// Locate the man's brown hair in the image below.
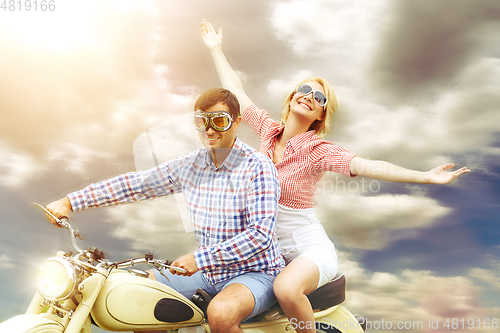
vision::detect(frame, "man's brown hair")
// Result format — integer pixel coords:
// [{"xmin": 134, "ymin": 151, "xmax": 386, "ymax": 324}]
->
[{"xmin": 194, "ymin": 88, "xmax": 240, "ymax": 120}]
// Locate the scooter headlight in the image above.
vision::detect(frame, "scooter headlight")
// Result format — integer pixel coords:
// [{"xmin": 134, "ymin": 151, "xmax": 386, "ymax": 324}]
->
[{"xmin": 35, "ymin": 257, "xmax": 80, "ymax": 301}]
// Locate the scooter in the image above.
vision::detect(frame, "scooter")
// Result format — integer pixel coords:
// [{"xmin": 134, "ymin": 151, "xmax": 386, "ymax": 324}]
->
[{"xmin": 0, "ymin": 203, "xmax": 366, "ymax": 333}]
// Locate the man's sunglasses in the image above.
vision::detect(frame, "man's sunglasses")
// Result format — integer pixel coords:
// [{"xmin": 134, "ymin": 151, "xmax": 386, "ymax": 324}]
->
[
  {"xmin": 295, "ymin": 84, "xmax": 328, "ymax": 107},
  {"xmin": 194, "ymin": 111, "xmax": 234, "ymax": 132}
]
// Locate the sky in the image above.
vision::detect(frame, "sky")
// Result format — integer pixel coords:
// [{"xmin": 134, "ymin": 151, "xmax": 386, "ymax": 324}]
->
[{"xmin": 0, "ymin": 0, "xmax": 499, "ymax": 332}]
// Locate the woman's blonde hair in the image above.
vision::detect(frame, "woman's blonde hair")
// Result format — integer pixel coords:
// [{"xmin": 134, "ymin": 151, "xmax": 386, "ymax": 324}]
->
[{"xmin": 280, "ymin": 77, "xmax": 338, "ymax": 137}]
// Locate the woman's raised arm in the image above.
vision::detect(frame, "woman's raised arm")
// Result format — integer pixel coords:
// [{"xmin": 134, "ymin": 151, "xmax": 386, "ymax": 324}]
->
[{"xmin": 201, "ymin": 20, "xmax": 253, "ymax": 112}]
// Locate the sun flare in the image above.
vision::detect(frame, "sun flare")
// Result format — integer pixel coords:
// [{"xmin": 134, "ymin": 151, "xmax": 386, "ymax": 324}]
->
[
  {"xmin": 1, "ymin": 2, "xmax": 100, "ymax": 52},
  {"xmin": 1, "ymin": 0, "xmax": 154, "ymax": 53}
]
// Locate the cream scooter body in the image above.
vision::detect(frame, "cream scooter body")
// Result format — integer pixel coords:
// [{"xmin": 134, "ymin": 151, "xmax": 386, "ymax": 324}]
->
[
  {"xmin": 91, "ymin": 269, "xmax": 204, "ymax": 331},
  {"xmin": 0, "ymin": 205, "xmax": 365, "ymax": 333},
  {"xmin": 1, "ymin": 254, "xmax": 205, "ymax": 333}
]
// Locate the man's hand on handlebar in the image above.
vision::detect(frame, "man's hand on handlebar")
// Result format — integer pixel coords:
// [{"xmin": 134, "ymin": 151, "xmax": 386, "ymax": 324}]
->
[
  {"xmin": 170, "ymin": 253, "xmax": 199, "ymax": 277},
  {"xmin": 45, "ymin": 197, "xmax": 72, "ymax": 227}
]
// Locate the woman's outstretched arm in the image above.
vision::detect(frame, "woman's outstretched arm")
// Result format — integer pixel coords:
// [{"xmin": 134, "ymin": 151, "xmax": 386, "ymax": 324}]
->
[
  {"xmin": 350, "ymin": 156, "xmax": 470, "ymax": 184},
  {"xmin": 201, "ymin": 20, "xmax": 253, "ymax": 112}
]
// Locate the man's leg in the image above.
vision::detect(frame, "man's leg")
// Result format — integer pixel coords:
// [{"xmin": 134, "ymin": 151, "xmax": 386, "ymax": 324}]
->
[
  {"xmin": 138, "ymin": 270, "xmax": 275, "ymax": 333},
  {"xmin": 207, "ymin": 271, "xmax": 276, "ymax": 333},
  {"xmin": 206, "ymin": 283, "xmax": 254, "ymax": 333}
]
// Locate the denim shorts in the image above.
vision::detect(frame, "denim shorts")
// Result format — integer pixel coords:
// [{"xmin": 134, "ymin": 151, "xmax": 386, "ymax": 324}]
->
[{"xmin": 154, "ymin": 270, "xmax": 276, "ymax": 320}]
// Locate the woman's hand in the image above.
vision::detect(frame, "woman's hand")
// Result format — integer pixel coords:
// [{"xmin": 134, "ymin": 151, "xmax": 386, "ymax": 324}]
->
[
  {"xmin": 424, "ymin": 163, "xmax": 470, "ymax": 184},
  {"xmin": 199, "ymin": 19, "xmax": 254, "ymax": 110},
  {"xmin": 201, "ymin": 19, "xmax": 223, "ymax": 51}
]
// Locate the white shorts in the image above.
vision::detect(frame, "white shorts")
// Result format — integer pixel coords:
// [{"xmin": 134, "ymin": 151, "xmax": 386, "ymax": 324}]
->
[{"xmin": 276, "ymin": 204, "xmax": 338, "ymax": 289}]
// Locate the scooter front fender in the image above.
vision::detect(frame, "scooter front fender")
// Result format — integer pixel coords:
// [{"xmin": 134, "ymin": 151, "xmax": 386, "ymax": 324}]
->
[{"xmin": 0, "ymin": 314, "xmax": 64, "ymax": 333}]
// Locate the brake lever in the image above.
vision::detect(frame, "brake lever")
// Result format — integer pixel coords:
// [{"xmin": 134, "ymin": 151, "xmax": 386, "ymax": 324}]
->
[
  {"xmin": 149, "ymin": 258, "xmax": 187, "ymax": 274},
  {"xmin": 155, "ymin": 266, "xmax": 171, "ymax": 282},
  {"xmin": 74, "ymin": 229, "xmax": 84, "ymax": 240}
]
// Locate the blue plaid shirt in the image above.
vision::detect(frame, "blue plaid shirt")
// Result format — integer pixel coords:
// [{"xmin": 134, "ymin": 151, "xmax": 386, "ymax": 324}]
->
[{"xmin": 68, "ymin": 138, "xmax": 284, "ymax": 284}]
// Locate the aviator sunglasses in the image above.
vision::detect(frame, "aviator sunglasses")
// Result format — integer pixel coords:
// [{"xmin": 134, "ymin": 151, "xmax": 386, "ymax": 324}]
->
[
  {"xmin": 295, "ymin": 84, "xmax": 328, "ymax": 107},
  {"xmin": 194, "ymin": 111, "xmax": 234, "ymax": 132}
]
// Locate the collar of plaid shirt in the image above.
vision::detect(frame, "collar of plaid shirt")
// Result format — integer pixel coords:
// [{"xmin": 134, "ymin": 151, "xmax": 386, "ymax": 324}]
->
[{"xmin": 196, "ymin": 136, "xmax": 245, "ymax": 171}]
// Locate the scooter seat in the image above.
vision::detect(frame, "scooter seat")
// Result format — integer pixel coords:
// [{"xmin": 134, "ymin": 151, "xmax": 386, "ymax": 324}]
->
[{"xmin": 306, "ymin": 273, "xmax": 346, "ymax": 310}]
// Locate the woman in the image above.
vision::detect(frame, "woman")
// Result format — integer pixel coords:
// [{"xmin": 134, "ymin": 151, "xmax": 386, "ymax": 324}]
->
[{"xmin": 200, "ymin": 20, "xmax": 469, "ymax": 333}]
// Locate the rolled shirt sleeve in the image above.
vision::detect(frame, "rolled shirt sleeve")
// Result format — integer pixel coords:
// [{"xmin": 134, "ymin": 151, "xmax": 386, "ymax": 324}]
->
[{"xmin": 68, "ymin": 161, "xmax": 183, "ymax": 212}]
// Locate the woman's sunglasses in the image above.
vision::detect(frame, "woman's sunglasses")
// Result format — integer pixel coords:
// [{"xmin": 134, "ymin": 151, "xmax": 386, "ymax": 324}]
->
[
  {"xmin": 194, "ymin": 111, "xmax": 234, "ymax": 132},
  {"xmin": 295, "ymin": 84, "xmax": 328, "ymax": 107}
]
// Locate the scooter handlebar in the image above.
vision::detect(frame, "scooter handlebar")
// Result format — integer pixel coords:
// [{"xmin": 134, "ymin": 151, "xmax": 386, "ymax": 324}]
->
[
  {"xmin": 115, "ymin": 256, "xmax": 187, "ymax": 274},
  {"xmin": 33, "ymin": 202, "xmax": 187, "ymax": 274}
]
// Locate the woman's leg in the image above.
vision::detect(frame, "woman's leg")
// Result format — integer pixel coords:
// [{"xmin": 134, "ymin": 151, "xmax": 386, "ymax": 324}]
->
[{"xmin": 273, "ymin": 257, "xmax": 319, "ymax": 333}]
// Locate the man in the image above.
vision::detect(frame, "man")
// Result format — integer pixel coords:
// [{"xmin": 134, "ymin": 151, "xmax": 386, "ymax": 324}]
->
[{"xmin": 45, "ymin": 88, "xmax": 284, "ymax": 333}]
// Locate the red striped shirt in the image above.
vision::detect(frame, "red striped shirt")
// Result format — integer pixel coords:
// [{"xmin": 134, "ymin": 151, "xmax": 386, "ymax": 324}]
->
[{"xmin": 243, "ymin": 104, "xmax": 356, "ymax": 209}]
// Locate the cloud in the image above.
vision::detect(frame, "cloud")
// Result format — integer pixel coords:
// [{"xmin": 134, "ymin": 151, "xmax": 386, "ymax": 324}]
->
[
  {"xmin": 0, "ymin": 0, "xmax": 167, "ymax": 163},
  {"xmin": 368, "ymin": 0, "xmax": 500, "ymax": 104},
  {"xmin": 271, "ymin": 0, "xmax": 388, "ymax": 58},
  {"xmin": 339, "ymin": 251, "xmax": 494, "ymax": 333},
  {"xmin": 0, "ymin": 141, "xmax": 39, "ymax": 188},
  {"xmin": 0, "ymin": 66, "xmax": 196, "ymax": 188},
  {"xmin": 316, "ymin": 191, "xmax": 451, "ymax": 250},
  {"xmin": 133, "ymin": 112, "xmax": 203, "ymax": 171},
  {"xmin": 321, "ymin": 57, "xmax": 500, "ymax": 174},
  {"xmin": 468, "ymin": 257, "xmax": 500, "ymax": 292},
  {"xmin": 270, "ymin": 0, "xmax": 500, "ymax": 177},
  {"xmin": 430, "ymin": 58, "xmax": 500, "ymax": 151},
  {"xmin": 0, "ymin": 1, "xmax": 204, "ymax": 189},
  {"xmin": 152, "ymin": 0, "xmax": 283, "ymax": 97},
  {"xmin": 103, "ymin": 199, "xmax": 199, "ymax": 259},
  {"xmin": 0, "ymin": 254, "xmax": 14, "ymax": 270}
]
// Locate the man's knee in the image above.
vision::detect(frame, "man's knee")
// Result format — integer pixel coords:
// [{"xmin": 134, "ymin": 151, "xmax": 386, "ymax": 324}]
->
[
  {"xmin": 207, "ymin": 303, "xmax": 233, "ymax": 333},
  {"xmin": 207, "ymin": 304, "xmax": 242, "ymax": 333},
  {"xmin": 206, "ymin": 283, "xmax": 254, "ymax": 331}
]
